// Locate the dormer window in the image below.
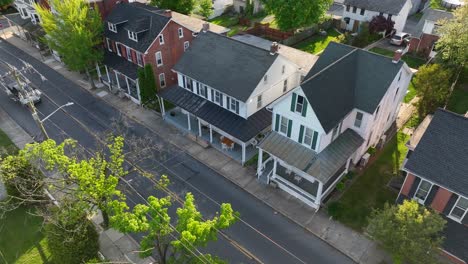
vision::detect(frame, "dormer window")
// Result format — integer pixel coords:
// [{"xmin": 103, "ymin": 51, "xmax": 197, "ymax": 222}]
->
[
  {"xmin": 128, "ymin": 31, "xmax": 138, "ymax": 42},
  {"xmin": 108, "ymin": 22, "xmax": 117, "ymax": 33}
]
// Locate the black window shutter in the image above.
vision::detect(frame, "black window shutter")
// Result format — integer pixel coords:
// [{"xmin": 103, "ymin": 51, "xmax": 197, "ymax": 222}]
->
[
  {"xmin": 298, "ymin": 125, "xmax": 304, "ymax": 143},
  {"xmin": 235, "ymin": 101, "xmax": 239, "ymax": 114},
  {"xmin": 443, "ymin": 193, "xmax": 459, "ymax": 216},
  {"xmin": 290, "ymin": 93, "xmax": 297, "ymax": 112},
  {"xmin": 311, "ymin": 131, "xmax": 319, "ymax": 150},
  {"xmin": 424, "ymin": 185, "xmax": 439, "ymax": 206},
  {"xmin": 196, "ymin": 82, "xmax": 200, "ymax": 94},
  {"xmin": 302, "ymin": 99, "xmax": 308, "ymax": 117},
  {"xmin": 275, "ymin": 114, "xmax": 280, "ymax": 131},
  {"xmin": 408, "ymin": 176, "xmax": 421, "ymax": 198},
  {"xmin": 211, "ymin": 89, "xmax": 214, "ymax": 102},
  {"xmin": 226, "ymin": 97, "xmax": 230, "ymax": 109},
  {"xmin": 220, "ymin": 94, "xmax": 223, "ymax": 107},
  {"xmin": 287, "ymin": 119, "xmax": 292, "ymax": 138}
]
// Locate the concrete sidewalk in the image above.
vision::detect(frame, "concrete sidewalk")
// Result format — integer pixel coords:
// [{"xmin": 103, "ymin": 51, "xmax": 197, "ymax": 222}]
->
[
  {"xmin": 3, "ymin": 32, "xmax": 392, "ymax": 263},
  {"xmin": 0, "ymin": 107, "xmax": 152, "ymax": 264}
]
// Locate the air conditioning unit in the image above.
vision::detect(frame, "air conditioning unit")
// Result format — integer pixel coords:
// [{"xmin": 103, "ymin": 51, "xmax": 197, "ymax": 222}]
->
[{"xmin": 360, "ymin": 153, "xmax": 371, "ymax": 167}]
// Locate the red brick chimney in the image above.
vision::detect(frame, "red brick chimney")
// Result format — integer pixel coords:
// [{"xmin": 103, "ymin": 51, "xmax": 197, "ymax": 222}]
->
[
  {"xmin": 163, "ymin": 9, "xmax": 172, "ymax": 18},
  {"xmin": 392, "ymin": 49, "xmax": 403, "ymax": 63},
  {"xmin": 202, "ymin": 22, "xmax": 209, "ymax": 33},
  {"xmin": 270, "ymin": 42, "xmax": 279, "ymax": 55}
]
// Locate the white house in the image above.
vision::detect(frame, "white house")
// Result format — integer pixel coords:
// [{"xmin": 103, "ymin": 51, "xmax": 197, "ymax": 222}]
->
[
  {"xmin": 257, "ymin": 42, "xmax": 413, "ymax": 209},
  {"xmin": 159, "ymin": 31, "xmax": 307, "ymax": 164},
  {"xmin": 341, "ymin": 0, "xmax": 412, "ymax": 32}
]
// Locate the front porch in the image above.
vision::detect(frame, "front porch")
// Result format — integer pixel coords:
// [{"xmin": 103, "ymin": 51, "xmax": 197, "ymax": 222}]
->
[{"xmin": 163, "ymin": 107, "xmax": 257, "ymax": 164}]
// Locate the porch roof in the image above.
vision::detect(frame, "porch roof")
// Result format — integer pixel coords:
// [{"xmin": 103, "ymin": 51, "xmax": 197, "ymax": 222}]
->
[
  {"xmin": 103, "ymin": 51, "xmax": 139, "ymax": 80},
  {"xmin": 259, "ymin": 129, "xmax": 364, "ymax": 183},
  {"xmin": 159, "ymin": 85, "xmax": 271, "ymax": 142}
]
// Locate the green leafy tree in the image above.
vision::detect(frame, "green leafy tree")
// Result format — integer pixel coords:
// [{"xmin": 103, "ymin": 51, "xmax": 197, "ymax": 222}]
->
[
  {"xmin": 35, "ymin": 0, "xmax": 103, "ymax": 88},
  {"xmin": 45, "ymin": 201, "xmax": 99, "ymax": 264},
  {"xmin": 413, "ymin": 64, "xmax": 453, "ymax": 119},
  {"xmin": 111, "ymin": 176, "xmax": 239, "ymax": 264},
  {"xmin": 198, "ymin": 0, "xmax": 213, "ymax": 19},
  {"xmin": 245, "ymin": 0, "xmax": 254, "ymax": 17},
  {"xmin": 367, "ymin": 200, "xmax": 446, "ymax": 264},
  {"xmin": 436, "ymin": 4, "xmax": 468, "ymax": 68},
  {"xmin": 0, "ymin": 0, "xmax": 14, "ymax": 9},
  {"xmin": 151, "ymin": 0, "xmax": 196, "ymax": 15},
  {"xmin": 138, "ymin": 64, "xmax": 158, "ymax": 106},
  {"xmin": 261, "ymin": 0, "xmax": 332, "ymax": 31}
]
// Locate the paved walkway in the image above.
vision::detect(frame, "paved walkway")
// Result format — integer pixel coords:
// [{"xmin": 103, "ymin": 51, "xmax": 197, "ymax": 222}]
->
[
  {"xmin": 0, "ymin": 105, "xmax": 152, "ymax": 263},
  {"xmin": 2, "ymin": 31, "xmax": 392, "ymax": 263}
]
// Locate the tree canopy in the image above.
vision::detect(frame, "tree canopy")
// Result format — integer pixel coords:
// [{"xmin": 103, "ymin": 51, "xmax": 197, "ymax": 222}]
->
[
  {"xmin": 367, "ymin": 200, "xmax": 446, "ymax": 264},
  {"xmin": 35, "ymin": 0, "xmax": 103, "ymax": 88},
  {"xmin": 151, "ymin": 0, "xmax": 196, "ymax": 15},
  {"xmin": 138, "ymin": 64, "xmax": 158, "ymax": 106},
  {"xmin": 261, "ymin": 0, "xmax": 333, "ymax": 31},
  {"xmin": 369, "ymin": 15, "xmax": 394, "ymax": 34},
  {"xmin": 436, "ymin": 4, "xmax": 468, "ymax": 68},
  {"xmin": 0, "ymin": 0, "xmax": 14, "ymax": 9},
  {"xmin": 198, "ymin": 0, "xmax": 213, "ymax": 19}
]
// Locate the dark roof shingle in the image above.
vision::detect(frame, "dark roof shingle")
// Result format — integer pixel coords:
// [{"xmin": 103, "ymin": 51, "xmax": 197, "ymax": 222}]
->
[
  {"xmin": 405, "ymin": 109, "xmax": 468, "ymax": 197},
  {"xmin": 173, "ymin": 31, "xmax": 278, "ymax": 102},
  {"xmin": 301, "ymin": 42, "xmax": 404, "ymax": 133},
  {"xmin": 343, "ymin": 0, "xmax": 408, "ymax": 15}
]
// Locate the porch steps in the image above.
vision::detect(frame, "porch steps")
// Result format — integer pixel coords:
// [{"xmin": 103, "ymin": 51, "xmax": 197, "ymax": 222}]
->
[{"xmin": 258, "ymin": 160, "xmax": 274, "ymax": 185}]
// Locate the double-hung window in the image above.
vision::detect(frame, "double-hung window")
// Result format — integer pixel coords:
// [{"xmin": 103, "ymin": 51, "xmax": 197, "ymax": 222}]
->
[
  {"xmin": 295, "ymin": 95, "xmax": 305, "ymax": 113},
  {"xmin": 360, "ymin": 8, "xmax": 365, "ymax": 15},
  {"xmin": 352, "ymin": 6, "xmax": 357, "ymax": 13},
  {"xmin": 128, "ymin": 31, "xmax": 138, "ymax": 42},
  {"xmin": 354, "ymin": 112, "xmax": 363, "ymax": 128},
  {"xmin": 159, "ymin": 73, "xmax": 166, "ymax": 88},
  {"xmin": 184, "ymin": 41, "xmax": 190, "ymax": 51},
  {"xmin": 106, "ymin": 38, "xmax": 112, "ymax": 52},
  {"xmin": 302, "ymin": 127, "xmax": 319, "ymax": 150},
  {"xmin": 257, "ymin": 94, "xmax": 262, "ymax": 109},
  {"xmin": 156, "ymin": 51, "xmax": 163, "ymax": 66},
  {"xmin": 185, "ymin": 76, "xmax": 192, "ymax": 90},
  {"xmin": 108, "ymin": 22, "xmax": 117, "ymax": 32},
  {"xmin": 159, "ymin": 35, "xmax": 164, "ymax": 44},
  {"xmin": 178, "ymin": 28, "xmax": 184, "ymax": 38},
  {"xmin": 230, "ymin": 98, "xmax": 238, "ymax": 113},
  {"xmin": 280, "ymin": 116, "xmax": 289, "ymax": 135},
  {"xmin": 199, "ymin": 85, "xmax": 207, "ymax": 98},
  {"xmin": 283, "ymin": 79, "xmax": 288, "ymax": 93},
  {"xmin": 449, "ymin": 196, "xmax": 468, "ymax": 222},
  {"xmin": 126, "ymin": 46, "xmax": 132, "ymax": 61},
  {"xmin": 414, "ymin": 179, "xmax": 432, "ymax": 203},
  {"xmin": 136, "ymin": 52, "xmax": 143, "ymax": 66},
  {"xmin": 214, "ymin": 91, "xmax": 221, "ymax": 104}
]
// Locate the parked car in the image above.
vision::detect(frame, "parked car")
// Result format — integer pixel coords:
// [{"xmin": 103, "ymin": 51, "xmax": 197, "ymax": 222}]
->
[
  {"xmin": 4, "ymin": 82, "xmax": 42, "ymax": 105},
  {"xmin": 390, "ymin": 32, "xmax": 411, "ymax": 46}
]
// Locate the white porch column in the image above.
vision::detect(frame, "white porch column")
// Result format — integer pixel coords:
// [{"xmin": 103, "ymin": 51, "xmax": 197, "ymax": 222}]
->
[
  {"xmin": 187, "ymin": 113, "xmax": 191, "ymax": 131},
  {"xmin": 125, "ymin": 77, "xmax": 131, "ymax": 95},
  {"xmin": 241, "ymin": 142, "xmax": 246, "ymax": 165},
  {"xmin": 257, "ymin": 148, "xmax": 263, "ymax": 176},
  {"xmin": 209, "ymin": 125, "xmax": 213, "ymax": 143},
  {"xmin": 160, "ymin": 98, "xmax": 166, "ymax": 117},
  {"xmin": 105, "ymin": 66, "xmax": 111, "ymax": 84},
  {"xmin": 136, "ymin": 79, "xmax": 142, "ymax": 103},
  {"xmin": 345, "ymin": 158, "xmax": 351, "ymax": 173},
  {"xmin": 96, "ymin": 63, "xmax": 101, "ymax": 79},
  {"xmin": 272, "ymin": 158, "xmax": 277, "ymax": 180},
  {"xmin": 198, "ymin": 119, "xmax": 202, "ymax": 137},
  {"xmin": 315, "ymin": 182, "xmax": 324, "ymax": 206},
  {"xmin": 115, "ymin": 72, "xmax": 121, "ymax": 89}
]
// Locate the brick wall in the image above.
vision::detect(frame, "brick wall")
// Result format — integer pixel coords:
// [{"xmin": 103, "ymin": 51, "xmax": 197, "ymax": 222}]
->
[
  {"xmin": 144, "ymin": 20, "xmax": 194, "ymax": 89},
  {"xmin": 408, "ymin": 34, "xmax": 439, "ymax": 57},
  {"xmin": 401, "ymin": 173, "xmax": 416, "ymax": 196},
  {"xmin": 431, "ymin": 187, "xmax": 453, "ymax": 213}
]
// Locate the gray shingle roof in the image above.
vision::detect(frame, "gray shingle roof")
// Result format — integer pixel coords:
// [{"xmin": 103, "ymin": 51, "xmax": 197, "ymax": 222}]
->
[
  {"xmin": 405, "ymin": 109, "xmax": 468, "ymax": 197},
  {"xmin": 408, "ymin": 9, "xmax": 454, "ymax": 37},
  {"xmin": 173, "ymin": 31, "xmax": 278, "ymax": 102},
  {"xmin": 343, "ymin": 0, "xmax": 408, "ymax": 15},
  {"xmin": 259, "ymin": 129, "xmax": 363, "ymax": 183},
  {"xmin": 301, "ymin": 42, "xmax": 404, "ymax": 133},
  {"xmin": 104, "ymin": 3, "xmax": 170, "ymax": 53},
  {"xmin": 443, "ymin": 217, "xmax": 468, "ymax": 262},
  {"xmin": 103, "ymin": 51, "xmax": 139, "ymax": 79},
  {"xmin": 159, "ymin": 85, "xmax": 271, "ymax": 142}
]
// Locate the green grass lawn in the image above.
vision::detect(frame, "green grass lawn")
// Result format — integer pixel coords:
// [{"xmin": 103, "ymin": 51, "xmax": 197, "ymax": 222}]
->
[
  {"xmin": 209, "ymin": 14, "xmax": 240, "ymax": 28},
  {"xmin": 447, "ymin": 87, "xmax": 468, "ymax": 114},
  {"xmin": 0, "ymin": 206, "xmax": 51, "ymax": 264},
  {"xmin": 294, "ymin": 29, "xmax": 342, "ymax": 54},
  {"xmin": 369, "ymin": 47, "xmax": 427, "ymax": 69},
  {"xmin": 329, "ymin": 132, "xmax": 410, "ymax": 231},
  {"xmin": 0, "ymin": 129, "xmax": 16, "ymax": 157},
  {"xmin": 404, "ymin": 78, "xmax": 417, "ymax": 103}
]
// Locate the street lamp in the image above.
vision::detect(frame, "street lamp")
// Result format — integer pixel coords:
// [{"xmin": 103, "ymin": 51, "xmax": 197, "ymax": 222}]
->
[{"xmin": 31, "ymin": 102, "xmax": 74, "ymax": 139}]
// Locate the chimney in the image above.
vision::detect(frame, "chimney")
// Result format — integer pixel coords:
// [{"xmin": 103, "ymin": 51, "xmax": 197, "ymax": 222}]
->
[
  {"xmin": 163, "ymin": 9, "xmax": 172, "ymax": 18},
  {"xmin": 270, "ymin": 42, "xmax": 279, "ymax": 55},
  {"xmin": 392, "ymin": 49, "xmax": 403, "ymax": 63},
  {"xmin": 202, "ymin": 22, "xmax": 209, "ymax": 33}
]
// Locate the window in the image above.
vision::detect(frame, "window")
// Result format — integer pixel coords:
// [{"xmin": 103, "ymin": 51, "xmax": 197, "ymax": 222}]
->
[
  {"xmin": 302, "ymin": 127, "xmax": 318, "ymax": 150},
  {"xmin": 159, "ymin": 34, "xmax": 164, "ymax": 44},
  {"xmin": 31, "ymin": 13, "xmax": 40, "ymax": 24},
  {"xmin": 449, "ymin": 196, "xmax": 468, "ymax": 222},
  {"xmin": 374, "ymin": 105, "xmax": 380, "ymax": 120},
  {"xmin": 283, "ymin": 79, "xmax": 288, "ymax": 93},
  {"xmin": 360, "ymin": 8, "xmax": 365, "ymax": 15},
  {"xmin": 414, "ymin": 179, "xmax": 432, "ymax": 203},
  {"xmin": 388, "ymin": 14, "xmax": 393, "ymax": 20},
  {"xmin": 184, "ymin": 76, "xmax": 192, "ymax": 90},
  {"xmin": 257, "ymin": 94, "xmax": 262, "ymax": 109},
  {"xmin": 159, "ymin": 73, "xmax": 166, "ymax": 88},
  {"xmin": 108, "ymin": 22, "xmax": 117, "ymax": 32},
  {"xmin": 106, "ymin": 38, "xmax": 112, "ymax": 52},
  {"xmin": 230, "ymin": 98, "xmax": 238, "ymax": 113},
  {"xmin": 394, "ymin": 87, "xmax": 400, "ymax": 101},
  {"xmin": 263, "ymin": 75, "xmax": 268, "ymax": 83},
  {"xmin": 184, "ymin": 41, "xmax": 190, "ymax": 51},
  {"xmin": 199, "ymin": 85, "xmax": 207, "ymax": 98},
  {"xmin": 214, "ymin": 91, "xmax": 221, "ymax": 104},
  {"xmin": 295, "ymin": 95, "xmax": 304, "ymax": 113},
  {"xmin": 156, "ymin": 51, "xmax": 163, "ymax": 66},
  {"xmin": 354, "ymin": 112, "xmax": 363, "ymax": 128},
  {"xmin": 379, "ymin": 12, "xmax": 384, "ymax": 16},
  {"xmin": 398, "ymin": 72, "xmax": 402, "ymax": 81},
  {"xmin": 136, "ymin": 52, "xmax": 143, "ymax": 66},
  {"xmin": 116, "ymin": 43, "xmax": 121, "ymax": 56},
  {"xmin": 128, "ymin": 31, "xmax": 138, "ymax": 42},
  {"xmin": 178, "ymin": 28, "xmax": 184, "ymax": 38},
  {"xmin": 280, "ymin": 116, "xmax": 289, "ymax": 135},
  {"xmin": 352, "ymin": 6, "xmax": 357, "ymax": 13},
  {"xmin": 126, "ymin": 46, "xmax": 132, "ymax": 61},
  {"xmin": 346, "ymin": 5, "xmax": 350, "ymax": 11},
  {"xmin": 332, "ymin": 122, "xmax": 341, "ymax": 140},
  {"xmin": 282, "ymin": 65, "xmax": 285, "ymax": 74}
]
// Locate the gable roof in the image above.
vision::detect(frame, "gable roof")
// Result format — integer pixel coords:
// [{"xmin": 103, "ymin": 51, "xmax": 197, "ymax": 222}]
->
[
  {"xmin": 173, "ymin": 31, "xmax": 278, "ymax": 102},
  {"xmin": 404, "ymin": 109, "xmax": 468, "ymax": 197},
  {"xmin": 171, "ymin": 11, "xmax": 229, "ymax": 34},
  {"xmin": 409, "ymin": 9, "xmax": 454, "ymax": 37},
  {"xmin": 343, "ymin": 0, "xmax": 408, "ymax": 15},
  {"xmin": 104, "ymin": 3, "xmax": 170, "ymax": 53},
  {"xmin": 301, "ymin": 42, "xmax": 404, "ymax": 133}
]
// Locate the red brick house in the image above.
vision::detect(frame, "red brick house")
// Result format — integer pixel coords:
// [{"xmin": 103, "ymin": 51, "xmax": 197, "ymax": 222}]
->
[
  {"xmin": 407, "ymin": 9, "xmax": 453, "ymax": 58},
  {"xmin": 397, "ymin": 109, "xmax": 468, "ymax": 264},
  {"xmin": 98, "ymin": 2, "xmax": 228, "ymax": 104}
]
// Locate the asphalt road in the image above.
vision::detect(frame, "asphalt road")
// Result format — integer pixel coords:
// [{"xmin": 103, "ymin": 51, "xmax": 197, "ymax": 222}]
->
[{"xmin": 0, "ymin": 39, "xmax": 355, "ymax": 264}]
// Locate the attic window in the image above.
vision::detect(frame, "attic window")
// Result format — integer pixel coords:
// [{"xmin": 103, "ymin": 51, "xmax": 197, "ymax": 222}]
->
[
  {"xmin": 128, "ymin": 31, "xmax": 138, "ymax": 42},
  {"xmin": 108, "ymin": 22, "xmax": 117, "ymax": 33}
]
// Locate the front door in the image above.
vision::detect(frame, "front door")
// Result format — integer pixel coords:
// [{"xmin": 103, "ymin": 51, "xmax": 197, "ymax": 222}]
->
[{"xmin": 352, "ymin": 20, "xmax": 360, "ymax": 32}]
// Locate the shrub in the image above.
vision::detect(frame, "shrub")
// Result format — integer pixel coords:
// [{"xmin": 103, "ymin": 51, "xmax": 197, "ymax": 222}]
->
[
  {"xmin": 369, "ymin": 15, "xmax": 394, "ymax": 34},
  {"xmin": 345, "ymin": 171, "xmax": 355, "ymax": 180},
  {"xmin": 352, "ymin": 23, "xmax": 381, "ymax": 48},
  {"xmin": 327, "ymin": 201, "xmax": 344, "ymax": 218},
  {"xmin": 336, "ymin": 181, "xmax": 345, "ymax": 191}
]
